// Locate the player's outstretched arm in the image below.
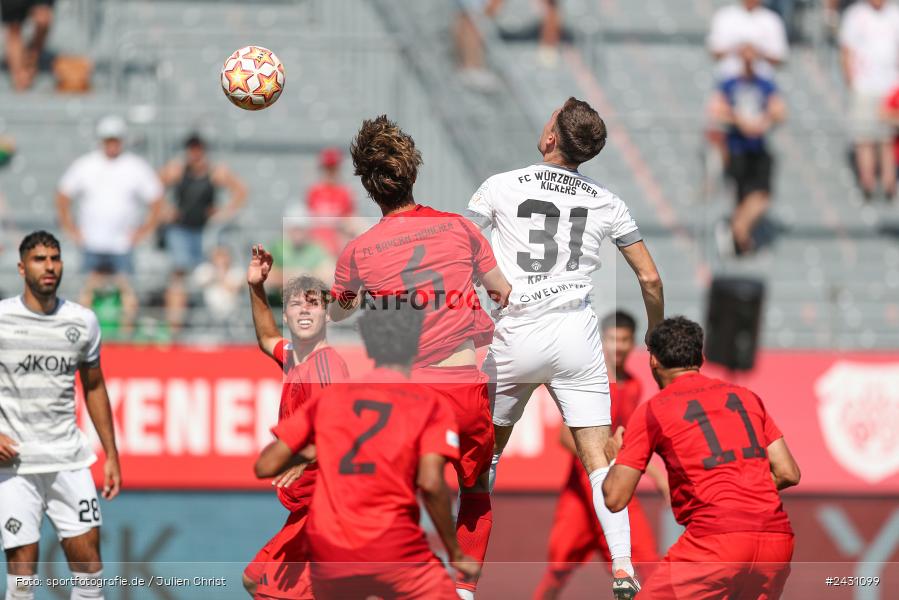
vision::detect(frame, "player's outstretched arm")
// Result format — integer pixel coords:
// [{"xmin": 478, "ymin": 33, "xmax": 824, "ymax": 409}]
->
[
  {"xmin": 618, "ymin": 241, "xmax": 664, "ymax": 339},
  {"xmin": 418, "ymin": 453, "xmax": 481, "ymax": 582},
  {"xmin": 80, "ymin": 365, "xmax": 121, "ymax": 499},
  {"xmin": 247, "ymin": 244, "xmax": 282, "ymax": 358},
  {"xmin": 767, "ymin": 438, "xmax": 801, "ymax": 491}
]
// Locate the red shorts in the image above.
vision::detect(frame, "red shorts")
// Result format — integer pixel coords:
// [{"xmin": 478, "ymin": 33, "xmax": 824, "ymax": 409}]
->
[
  {"xmin": 547, "ymin": 462, "xmax": 659, "ymax": 575},
  {"xmin": 311, "ymin": 561, "xmax": 457, "ymax": 600},
  {"xmin": 244, "ymin": 508, "xmax": 313, "ymax": 600},
  {"xmin": 415, "ymin": 365, "xmax": 494, "ymax": 488},
  {"xmin": 639, "ymin": 530, "xmax": 794, "ymax": 600}
]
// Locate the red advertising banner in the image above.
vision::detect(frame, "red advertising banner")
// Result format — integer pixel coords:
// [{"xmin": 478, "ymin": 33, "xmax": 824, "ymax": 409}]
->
[{"xmin": 80, "ymin": 345, "xmax": 899, "ymax": 493}]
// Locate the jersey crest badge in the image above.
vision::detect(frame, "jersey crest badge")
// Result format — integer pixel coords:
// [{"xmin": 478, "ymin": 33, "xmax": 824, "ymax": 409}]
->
[
  {"xmin": 4, "ymin": 517, "xmax": 21, "ymax": 534},
  {"xmin": 65, "ymin": 327, "xmax": 81, "ymax": 344}
]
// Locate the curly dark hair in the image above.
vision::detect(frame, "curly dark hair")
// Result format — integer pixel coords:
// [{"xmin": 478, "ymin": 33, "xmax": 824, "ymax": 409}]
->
[
  {"xmin": 647, "ymin": 316, "xmax": 704, "ymax": 370},
  {"xmin": 350, "ymin": 115, "xmax": 422, "ymax": 211},
  {"xmin": 282, "ymin": 275, "xmax": 329, "ymax": 306},
  {"xmin": 19, "ymin": 230, "xmax": 60, "ymax": 259},
  {"xmin": 601, "ymin": 310, "xmax": 637, "ymax": 334},
  {"xmin": 555, "ymin": 97, "xmax": 607, "ymax": 166},
  {"xmin": 358, "ymin": 302, "xmax": 424, "ymax": 367}
]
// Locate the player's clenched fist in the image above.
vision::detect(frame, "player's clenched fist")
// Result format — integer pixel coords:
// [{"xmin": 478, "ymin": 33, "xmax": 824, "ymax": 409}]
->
[
  {"xmin": 247, "ymin": 244, "xmax": 274, "ymax": 286},
  {"xmin": 0, "ymin": 433, "xmax": 19, "ymax": 461}
]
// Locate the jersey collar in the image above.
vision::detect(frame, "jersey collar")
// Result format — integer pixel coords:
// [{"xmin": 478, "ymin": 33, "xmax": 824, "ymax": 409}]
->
[{"xmin": 538, "ymin": 162, "xmax": 580, "ymax": 174}]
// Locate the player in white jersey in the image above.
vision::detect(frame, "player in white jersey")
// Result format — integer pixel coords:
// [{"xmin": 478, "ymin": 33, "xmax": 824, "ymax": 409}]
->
[
  {"xmin": 0, "ymin": 231, "xmax": 120, "ymax": 600},
  {"xmin": 465, "ymin": 98, "xmax": 664, "ymax": 599}
]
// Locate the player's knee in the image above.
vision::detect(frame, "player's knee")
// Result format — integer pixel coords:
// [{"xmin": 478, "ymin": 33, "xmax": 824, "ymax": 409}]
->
[
  {"xmin": 6, "ymin": 573, "xmax": 38, "ymax": 599},
  {"xmin": 242, "ymin": 573, "xmax": 257, "ymax": 596}
]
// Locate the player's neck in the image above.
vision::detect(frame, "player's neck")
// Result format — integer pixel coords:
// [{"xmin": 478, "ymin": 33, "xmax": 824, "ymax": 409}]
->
[
  {"xmin": 659, "ymin": 367, "xmax": 700, "ymax": 389},
  {"xmin": 541, "ymin": 152, "xmax": 580, "ymax": 172},
  {"xmin": 22, "ymin": 289, "xmax": 59, "ymax": 315},
  {"xmin": 381, "ymin": 201, "xmax": 416, "ymax": 217},
  {"xmin": 291, "ymin": 336, "xmax": 328, "ymax": 363},
  {"xmin": 375, "ymin": 363, "xmax": 412, "ymax": 377}
]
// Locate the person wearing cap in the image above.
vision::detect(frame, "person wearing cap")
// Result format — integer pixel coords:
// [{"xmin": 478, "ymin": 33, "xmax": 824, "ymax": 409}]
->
[
  {"xmin": 56, "ymin": 116, "xmax": 163, "ymax": 335},
  {"xmin": 158, "ymin": 134, "xmax": 247, "ymax": 333},
  {"xmin": 304, "ymin": 147, "xmax": 357, "ymax": 256}
]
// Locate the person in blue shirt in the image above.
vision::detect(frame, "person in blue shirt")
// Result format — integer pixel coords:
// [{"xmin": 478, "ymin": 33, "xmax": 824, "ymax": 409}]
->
[{"xmin": 711, "ymin": 45, "xmax": 786, "ymax": 255}]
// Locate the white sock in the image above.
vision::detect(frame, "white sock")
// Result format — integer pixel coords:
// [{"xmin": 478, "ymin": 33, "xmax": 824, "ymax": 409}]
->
[
  {"xmin": 487, "ymin": 450, "xmax": 502, "ymax": 494},
  {"xmin": 456, "ymin": 588, "xmax": 475, "ymax": 600},
  {"xmin": 70, "ymin": 571, "xmax": 103, "ymax": 599},
  {"xmin": 588, "ymin": 467, "xmax": 634, "ymax": 576},
  {"xmin": 6, "ymin": 574, "xmax": 37, "ymax": 600}
]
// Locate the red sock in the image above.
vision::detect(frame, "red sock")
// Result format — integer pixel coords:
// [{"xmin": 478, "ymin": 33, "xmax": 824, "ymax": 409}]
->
[{"xmin": 455, "ymin": 492, "xmax": 493, "ymax": 592}]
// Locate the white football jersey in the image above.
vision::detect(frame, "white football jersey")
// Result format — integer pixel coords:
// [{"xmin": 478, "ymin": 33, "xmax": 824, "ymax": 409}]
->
[
  {"xmin": 0, "ymin": 296, "xmax": 100, "ymax": 474},
  {"xmin": 466, "ymin": 163, "xmax": 642, "ymax": 315}
]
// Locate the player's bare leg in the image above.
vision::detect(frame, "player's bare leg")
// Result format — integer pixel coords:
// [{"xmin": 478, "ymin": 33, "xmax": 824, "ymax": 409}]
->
[
  {"xmin": 571, "ymin": 426, "xmax": 638, "ymax": 599},
  {"xmin": 6, "ymin": 543, "xmax": 39, "ymax": 599},
  {"xmin": 60, "ymin": 528, "xmax": 104, "ymax": 599}
]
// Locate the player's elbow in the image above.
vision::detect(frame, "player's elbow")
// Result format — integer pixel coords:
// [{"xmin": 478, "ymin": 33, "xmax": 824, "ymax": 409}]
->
[
  {"xmin": 602, "ymin": 479, "xmax": 628, "ymax": 513},
  {"xmin": 780, "ymin": 462, "xmax": 801, "ymax": 489},
  {"xmin": 638, "ymin": 269, "xmax": 662, "ymax": 292},
  {"xmin": 417, "ymin": 471, "xmax": 446, "ymax": 498},
  {"xmin": 254, "ymin": 451, "xmax": 281, "ymax": 479}
]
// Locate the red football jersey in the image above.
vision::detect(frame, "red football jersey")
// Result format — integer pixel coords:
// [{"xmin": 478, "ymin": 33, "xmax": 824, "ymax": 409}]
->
[
  {"xmin": 616, "ymin": 372, "xmax": 792, "ymax": 537},
  {"xmin": 272, "ymin": 368, "xmax": 460, "ymax": 574},
  {"xmin": 307, "ymin": 182, "xmax": 355, "ymax": 218},
  {"xmin": 331, "ymin": 205, "xmax": 498, "ymax": 367},
  {"xmin": 270, "ymin": 340, "xmax": 349, "ymax": 511},
  {"xmin": 610, "ymin": 370, "xmax": 642, "ymax": 430}
]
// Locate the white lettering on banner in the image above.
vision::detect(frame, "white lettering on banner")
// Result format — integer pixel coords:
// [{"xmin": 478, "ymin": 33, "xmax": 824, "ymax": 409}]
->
[
  {"xmin": 215, "ymin": 379, "xmax": 255, "ymax": 455},
  {"xmin": 166, "ymin": 380, "xmax": 211, "ymax": 455},
  {"xmin": 255, "ymin": 380, "xmax": 281, "ymax": 448},
  {"xmin": 503, "ymin": 388, "xmax": 563, "ymax": 457},
  {"xmin": 124, "ymin": 379, "xmax": 164, "ymax": 454},
  {"xmin": 815, "ymin": 362, "xmax": 899, "ymax": 483}
]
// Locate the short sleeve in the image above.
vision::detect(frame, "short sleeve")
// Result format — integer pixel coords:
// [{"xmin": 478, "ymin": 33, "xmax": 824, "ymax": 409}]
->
[
  {"xmin": 608, "ymin": 196, "xmax": 642, "ymax": 247},
  {"xmin": 271, "ymin": 338, "xmax": 290, "ymax": 369},
  {"xmin": 460, "ymin": 217, "xmax": 498, "ymax": 277},
  {"xmin": 58, "ymin": 160, "xmax": 84, "ymax": 197},
  {"xmin": 761, "ymin": 13, "xmax": 788, "ymax": 62},
  {"xmin": 465, "ymin": 178, "xmax": 494, "ymax": 229},
  {"xmin": 136, "ymin": 159, "xmax": 163, "ymax": 203},
  {"xmin": 615, "ymin": 402, "xmax": 655, "ymax": 473},
  {"xmin": 419, "ymin": 396, "xmax": 460, "ymax": 461},
  {"xmin": 271, "ymin": 407, "xmax": 314, "ymax": 453},
  {"xmin": 330, "ymin": 240, "xmax": 361, "ymax": 302},
  {"xmin": 81, "ymin": 311, "xmax": 102, "ymax": 367},
  {"xmin": 706, "ymin": 9, "xmax": 732, "ymax": 54},
  {"xmin": 839, "ymin": 7, "xmax": 860, "ymax": 49},
  {"xmin": 756, "ymin": 394, "xmax": 783, "ymax": 445}
]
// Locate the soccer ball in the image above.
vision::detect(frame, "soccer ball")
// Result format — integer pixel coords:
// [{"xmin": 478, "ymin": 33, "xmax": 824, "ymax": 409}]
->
[{"xmin": 221, "ymin": 46, "xmax": 285, "ymax": 111}]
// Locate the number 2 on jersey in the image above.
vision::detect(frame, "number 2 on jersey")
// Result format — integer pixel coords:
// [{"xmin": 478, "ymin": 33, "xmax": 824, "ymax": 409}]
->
[
  {"xmin": 339, "ymin": 400, "xmax": 393, "ymax": 475},
  {"xmin": 516, "ymin": 200, "xmax": 588, "ymax": 273},
  {"xmin": 683, "ymin": 393, "xmax": 767, "ymax": 470}
]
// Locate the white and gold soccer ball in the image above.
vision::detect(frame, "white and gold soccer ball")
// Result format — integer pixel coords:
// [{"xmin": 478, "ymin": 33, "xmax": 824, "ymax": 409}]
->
[{"xmin": 221, "ymin": 46, "xmax": 285, "ymax": 111}]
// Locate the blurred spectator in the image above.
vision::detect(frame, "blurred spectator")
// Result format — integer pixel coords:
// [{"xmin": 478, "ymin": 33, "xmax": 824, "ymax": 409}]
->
[
  {"xmin": 537, "ymin": 0, "xmax": 562, "ymax": 67},
  {"xmin": 708, "ymin": 0, "xmax": 789, "ymax": 81},
  {"xmin": 840, "ymin": 0, "xmax": 899, "ymax": 201},
  {"xmin": 158, "ymin": 133, "xmax": 247, "ymax": 332},
  {"xmin": 0, "ymin": 135, "xmax": 15, "ymax": 257},
  {"xmin": 1, "ymin": 0, "xmax": 53, "ymax": 90},
  {"xmin": 881, "ymin": 86, "xmax": 899, "ymax": 184},
  {"xmin": 764, "ymin": 0, "xmax": 797, "ymax": 40},
  {"xmin": 268, "ymin": 216, "xmax": 335, "ymax": 306},
  {"xmin": 56, "ymin": 116, "xmax": 163, "ymax": 334},
  {"xmin": 710, "ymin": 46, "xmax": 786, "ymax": 256},
  {"xmin": 305, "ymin": 147, "xmax": 358, "ymax": 256},
  {"xmin": 193, "ymin": 245, "xmax": 244, "ymax": 324},
  {"xmin": 454, "ymin": 0, "xmax": 503, "ymax": 90}
]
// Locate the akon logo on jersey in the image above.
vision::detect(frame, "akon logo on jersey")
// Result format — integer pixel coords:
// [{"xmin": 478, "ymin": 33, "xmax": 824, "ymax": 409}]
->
[{"xmin": 14, "ymin": 354, "xmax": 78, "ymax": 375}]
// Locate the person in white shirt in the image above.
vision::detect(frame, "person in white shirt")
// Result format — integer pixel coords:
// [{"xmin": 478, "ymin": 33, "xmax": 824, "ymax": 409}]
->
[
  {"xmin": 840, "ymin": 0, "xmax": 899, "ymax": 200},
  {"xmin": 708, "ymin": 0, "xmax": 789, "ymax": 81},
  {"xmin": 56, "ymin": 116, "xmax": 164, "ymax": 334},
  {"xmin": 465, "ymin": 97, "xmax": 664, "ymax": 600},
  {"xmin": 0, "ymin": 231, "xmax": 120, "ymax": 600}
]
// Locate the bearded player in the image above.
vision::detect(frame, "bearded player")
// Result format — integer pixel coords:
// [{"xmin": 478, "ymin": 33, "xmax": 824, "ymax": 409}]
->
[
  {"xmin": 255, "ymin": 303, "xmax": 480, "ymax": 598},
  {"xmin": 604, "ymin": 317, "xmax": 800, "ymax": 599},
  {"xmin": 0, "ymin": 231, "xmax": 121, "ymax": 600},
  {"xmin": 534, "ymin": 311, "xmax": 667, "ymax": 599},
  {"xmin": 328, "ymin": 115, "xmax": 511, "ymax": 598},
  {"xmin": 465, "ymin": 97, "xmax": 664, "ymax": 598},
  {"xmin": 243, "ymin": 245, "xmax": 349, "ymax": 600}
]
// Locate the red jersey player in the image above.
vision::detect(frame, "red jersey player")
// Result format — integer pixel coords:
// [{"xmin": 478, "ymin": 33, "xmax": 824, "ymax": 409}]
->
[
  {"xmin": 604, "ymin": 317, "xmax": 800, "ymax": 600},
  {"xmin": 242, "ymin": 245, "xmax": 349, "ymax": 600},
  {"xmin": 255, "ymin": 303, "xmax": 480, "ymax": 598},
  {"xmin": 534, "ymin": 311, "xmax": 667, "ymax": 599},
  {"xmin": 328, "ymin": 115, "xmax": 511, "ymax": 598}
]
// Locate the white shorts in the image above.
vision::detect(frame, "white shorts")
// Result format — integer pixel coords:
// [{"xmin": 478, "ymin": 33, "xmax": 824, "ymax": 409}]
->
[
  {"xmin": 485, "ymin": 308, "xmax": 611, "ymax": 428},
  {"xmin": 0, "ymin": 468, "xmax": 102, "ymax": 550}
]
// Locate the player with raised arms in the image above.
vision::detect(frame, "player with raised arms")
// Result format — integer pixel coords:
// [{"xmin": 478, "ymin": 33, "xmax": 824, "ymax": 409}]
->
[
  {"xmin": 0, "ymin": 231, "xmax": 121, "ymax": 600},
  {"xmin": 465, "ymin": 97, "xmax": 664, "ymax": 599},
  {"xmin": 255, "ymin": 302, "xmax": 480, "ymax": 598},
  {"xmin": 604, "ymin": 316, "xmax": 799, "ymax": 599},
  {"xmin": 328, "ymin": 115, "xmax": 511, "ymax": 598},
  {"xmin": 242, "ymin": 247, "xmax": 349, "ymax": 600}
]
